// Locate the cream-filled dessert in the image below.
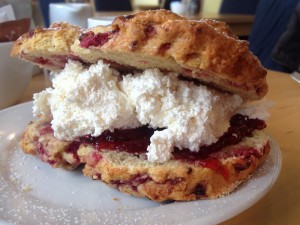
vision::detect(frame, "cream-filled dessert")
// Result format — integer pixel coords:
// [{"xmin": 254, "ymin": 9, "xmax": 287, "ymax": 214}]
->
[{"xmin": 12, "ymin": 10, "xmax": 271, "ymax": 202}]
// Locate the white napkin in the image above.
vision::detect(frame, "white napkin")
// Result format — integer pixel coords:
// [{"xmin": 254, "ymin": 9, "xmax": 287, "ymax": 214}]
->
[{"xmin": 0, "ymin": 4, "xmax": 15, "ymax": 23}]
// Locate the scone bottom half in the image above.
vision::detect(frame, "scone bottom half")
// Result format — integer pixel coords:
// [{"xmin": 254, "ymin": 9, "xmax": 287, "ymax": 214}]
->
[
  {"xmin": 20, "ymin": 114, "xmax": 270, "ymax": 202},
  {"xmin": 11, "ymin": 9, "xmax": 268, "ymax": 101}
]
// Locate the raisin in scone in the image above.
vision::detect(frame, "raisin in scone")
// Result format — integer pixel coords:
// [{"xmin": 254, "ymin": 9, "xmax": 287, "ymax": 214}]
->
[{"xmin": 13, "ymin": 9, "xmax": 271, "ymax": 202}]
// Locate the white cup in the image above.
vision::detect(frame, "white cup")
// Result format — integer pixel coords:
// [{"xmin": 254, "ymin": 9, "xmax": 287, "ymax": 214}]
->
[
  {"xmin": 87, "ymin": 16, "xmax": 116, "ymax": 28},
  {"xmin": 170, "ymin": 1, "xmax": 186, "ymax": 15},
  {"xmin": 0, "ymin": 42, "xmax": 33, "ymax": 109},
  {"xmin": 49, "ymin": 3, "xmax": 94, "ymax": 28}
]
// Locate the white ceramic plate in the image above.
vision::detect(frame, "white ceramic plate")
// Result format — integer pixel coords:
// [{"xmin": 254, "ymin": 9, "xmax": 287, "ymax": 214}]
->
[{"xmin": 0, "ymin": 102, "xmax": 282, "ymax": 225}]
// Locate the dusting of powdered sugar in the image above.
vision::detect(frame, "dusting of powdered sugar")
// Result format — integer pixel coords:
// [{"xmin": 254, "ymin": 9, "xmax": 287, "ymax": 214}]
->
[{"xmin": 0, "ymin": 112, "xmax": 281, "ymax": 224}]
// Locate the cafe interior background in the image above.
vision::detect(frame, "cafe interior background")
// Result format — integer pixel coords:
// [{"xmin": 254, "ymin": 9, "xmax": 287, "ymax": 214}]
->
[{"xmin": 0, "ymin": 1, "xmax": 300, "ymax": 225}]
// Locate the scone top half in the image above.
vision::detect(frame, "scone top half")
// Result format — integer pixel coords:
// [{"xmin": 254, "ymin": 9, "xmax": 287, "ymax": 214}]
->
[{"xmin": 11, "ymin": 9, "xmax": 267, "ymax": 100}]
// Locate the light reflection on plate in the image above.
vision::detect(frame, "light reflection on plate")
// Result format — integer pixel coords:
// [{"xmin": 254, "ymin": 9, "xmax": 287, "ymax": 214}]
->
[{"xmin": 0, "ymin": 102, "xmax": 282, "ymax": 225}]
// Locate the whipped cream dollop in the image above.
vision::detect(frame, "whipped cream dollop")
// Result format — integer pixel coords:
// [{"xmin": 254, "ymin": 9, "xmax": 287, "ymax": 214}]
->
[
  {"xmin": 33, "ymin": 61, "xmax": 140, "ymax": 140},
  {"xmin": 121, "ymin": 69, "xmax": 243, "ymax": 162},
  {"xmin": 34, "ymin": 60, "xmax": 270, "ymax": 163}
]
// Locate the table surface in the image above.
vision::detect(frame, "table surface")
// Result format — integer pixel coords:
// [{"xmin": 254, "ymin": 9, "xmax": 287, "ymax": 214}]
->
[{"xmin": 16, "ymin": 70, "xmax": 300, "ymax": 224}]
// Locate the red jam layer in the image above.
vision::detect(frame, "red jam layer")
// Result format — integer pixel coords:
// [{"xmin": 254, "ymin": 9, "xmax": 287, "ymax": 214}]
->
[
  {"xmin": 76, "ymin": 114, "xmax": 265, "ymax": 159},
  {"xmin": 79, "ymin": 126, "xmax": 155, "ymax": 154},
  {"xmin": 172, "ymin": 114, "xmax": 266, "ymax": 160}
]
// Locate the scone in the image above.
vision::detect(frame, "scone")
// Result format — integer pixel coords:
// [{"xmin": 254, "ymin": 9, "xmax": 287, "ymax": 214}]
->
[
  {"xmin": 11, "ymin": 10, "xmax": 267, "ymax": 100},
  {"xmin": 13, "ymin": 9, "xmax": 271, "ymax": 202}
]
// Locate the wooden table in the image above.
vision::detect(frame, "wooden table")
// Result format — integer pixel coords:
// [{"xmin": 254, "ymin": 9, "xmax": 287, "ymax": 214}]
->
[
  {"xmin": 221, "ymin": 70, "xmax": 300, "ymax": 225},
  {"xmin": 94, "ymin": 11, "xmax": 254, "ymax": 37},
  {"xmin": 16, "ymin": 70, "xmax": 300, "ymax": 224}
]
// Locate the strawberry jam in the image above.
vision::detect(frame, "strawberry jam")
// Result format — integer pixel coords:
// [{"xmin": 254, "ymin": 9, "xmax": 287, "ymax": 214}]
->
[
  {"xmin": 79, "ymin": 125, "xmax": 155, "ymax": 154},
  {"xmin": 172, "ymin": 114, "xmax": 266, "ymax": 160},
  {"xmin": 73, "ymin": 114, "xmax": 265, "ymax": 161}
]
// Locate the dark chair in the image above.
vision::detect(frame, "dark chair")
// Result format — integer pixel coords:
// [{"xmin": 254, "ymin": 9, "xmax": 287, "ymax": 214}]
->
[
  {"xmin": 219, "ymin": 0, "xmax": 260, "ymax": 15},
  {"xmin": 272, "ymin": 2, "xmax": 300, "ymax": 72},
  {"xmin": 39, "ymin": 0, "xmax": 64, "ymax": 27},
  {"xmin": 248, "ymin": 0, "xmax": 299, "ymax": 72},
  {"xmin": 93, "ymin": 0, "xmax": 132, "ymax": 11}
]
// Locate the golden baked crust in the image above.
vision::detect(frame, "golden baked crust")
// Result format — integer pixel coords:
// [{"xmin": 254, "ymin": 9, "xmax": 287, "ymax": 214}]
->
[
  {"xmin": 20, "ymin": 117, "xmax": 270, "ymax": 202},
  {"xmin": 11, "ymin": 10, "xmax": 267, "ymax": 100},
  {"xmin": 73, "ymin": 10, "xmax": 267, "ymax": 100},
  {"xmin": 11, "ymin": 22, "xmax": 82, "ymax": 71}
]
